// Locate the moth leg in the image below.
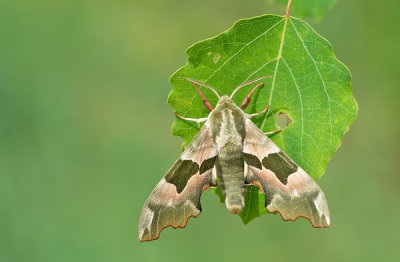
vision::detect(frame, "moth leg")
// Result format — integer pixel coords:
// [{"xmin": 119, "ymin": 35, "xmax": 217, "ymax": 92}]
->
[
  {"xmin": 174, "ymin": 112, "xmax": 208, "ymax": 125},
  {"xmin": 264, "ymin": 128, "xmax": 281, "ymax": 136},
  {"xmin": 244, "ymin": 161, "xmax": 254, "ymax": 184},
  {"xmin": 191, "ymin": 83, "xmax": 214, "ymax": 111},
  {"xmin": 211, "ymin": 165, "xmax": 218, "ymax": 187},
  {"xmin": 247, "ymin": 105, "xmax": 270, "ymax": 118},
  {"xmin": 240, "ymin": 83, "xmax": 264, "ymax": 109}
]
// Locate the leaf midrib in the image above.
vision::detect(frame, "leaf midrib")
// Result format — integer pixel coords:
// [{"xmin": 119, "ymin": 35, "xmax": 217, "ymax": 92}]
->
[
  {"xmin": 202, "ymin": 17, "xmax": 285, "ymax": 84},
  {"xmin": 260, "ymin": 17, "xmax": 289, "ymax": 131}
]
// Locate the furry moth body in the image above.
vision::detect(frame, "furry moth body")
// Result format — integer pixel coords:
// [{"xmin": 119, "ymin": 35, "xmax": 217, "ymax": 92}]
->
[{"xmin": 138, "ymin": 78, "xmax": 330, "ymax": 242}]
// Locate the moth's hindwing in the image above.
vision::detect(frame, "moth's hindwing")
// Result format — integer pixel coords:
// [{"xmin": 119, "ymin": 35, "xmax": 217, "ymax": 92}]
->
[
  {"xmin": 243, "ymin": 118, "xmax": 330, "ymax": 227},
  {"xmin": 138, "ymin": 122, "xmax": 218, "ymax": 241}
]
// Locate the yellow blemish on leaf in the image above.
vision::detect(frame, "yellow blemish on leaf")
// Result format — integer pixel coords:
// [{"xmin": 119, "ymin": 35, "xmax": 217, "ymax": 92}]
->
[
  {"xmin": 179, "ymin": 100, "xmax": 192, "ymax": 107},
  {"xmin": 213, "ymin": 54, "xmax": 221, "ymax": 63}
]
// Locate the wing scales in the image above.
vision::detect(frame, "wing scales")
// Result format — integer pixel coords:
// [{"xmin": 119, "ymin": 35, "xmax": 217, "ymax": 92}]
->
[
  {"xmin": 138, "ymin": 122, "xmax": 218, "ymax": 241},
  {"xmin": 243, "ymin": 118, "xmax": 330, "ymax": 227}
]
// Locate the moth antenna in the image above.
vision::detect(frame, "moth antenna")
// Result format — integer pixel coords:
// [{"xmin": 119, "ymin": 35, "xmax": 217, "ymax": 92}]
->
[
  {"xmin": 192, "ymin": 83, "xmax": 213, "ymax": 111},
  {"xmin": 240, "ymin": 83, "xmax": 264, "ymax": 109},
  {"xmin": 179, "ymin": 77, "xmax": 220, "ymax": 99},
  {"xmin": 230, "ymin": 76, "xmax": 271, "ymax": 99}
]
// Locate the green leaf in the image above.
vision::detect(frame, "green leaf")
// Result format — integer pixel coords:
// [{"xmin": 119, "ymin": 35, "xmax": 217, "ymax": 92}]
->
[
  {"xmin": 168, "ymin": 15, "xmax": 358, "ymax": 224},
  {"xmin": 270, "ymin": 0, "xmax": 337, "ymax": 20},
  {"xmin": 239, "ymin": 186, "xmax": 267, "ymax": 224}
]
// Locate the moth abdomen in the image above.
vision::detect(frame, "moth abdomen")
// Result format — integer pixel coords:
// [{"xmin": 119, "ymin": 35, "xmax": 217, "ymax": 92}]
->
[
  {"xmin": 223, "ymin": 179, "xmax": 245, "ymax": 214},
  {"xmin": 217, "ymin": 152, "xmax": 246, "ymax": 214},
  {"xmin": 225, "ymin": 194, "xmax": 244, "ymax": 214}
]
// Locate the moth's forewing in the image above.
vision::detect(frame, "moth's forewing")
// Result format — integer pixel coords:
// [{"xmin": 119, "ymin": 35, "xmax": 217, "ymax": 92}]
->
[
  {"xmin": 243, "ymin": 118, "xmax": 330, "ymax": 227},
  {"xmin": 138, "ymin": 122, "xmax": 218, "ymax": 241}
]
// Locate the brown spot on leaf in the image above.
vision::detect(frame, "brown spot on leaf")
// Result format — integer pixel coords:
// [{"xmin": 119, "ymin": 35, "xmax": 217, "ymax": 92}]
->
[{"xmin": 276, "ymin": 112, "xmax": 292, "ymax": 129}]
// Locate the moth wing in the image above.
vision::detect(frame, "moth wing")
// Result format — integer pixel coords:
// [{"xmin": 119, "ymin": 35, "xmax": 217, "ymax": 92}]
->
[
  {"xmin": 138, "ymin": 122, "xmax": 218, "ymax": 241},
  {"xmin": 243, "ymin": 118, "xmax": 330, "ymax": 227}
]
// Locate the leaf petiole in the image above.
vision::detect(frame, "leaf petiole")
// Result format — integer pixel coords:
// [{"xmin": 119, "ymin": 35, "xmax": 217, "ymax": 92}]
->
[{"xmin": 285, "ymin": 0, "xmax": 293, "ymax": 17}]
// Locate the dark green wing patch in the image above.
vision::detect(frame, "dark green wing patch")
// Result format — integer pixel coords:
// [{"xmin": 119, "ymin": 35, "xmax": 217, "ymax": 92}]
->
[
  {"xmin": 165, "ymin": 160, "xmax": 199, "ymax": 193},
  {"xmin": 200, "ymin": 156, "xmax": 217, "ymax": 174},
  {"xmin": 262, "ymin": 152, "xmax": 298, "ymax": 185},
  {"xmin": 243, "ymin": 153, "xmax": 262, "ymax": 169}
]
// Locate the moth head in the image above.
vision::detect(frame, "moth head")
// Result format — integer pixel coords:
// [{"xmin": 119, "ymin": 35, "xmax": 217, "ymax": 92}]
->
[{"xmin": 216, "ymin": 95, "xmax": 235, "ymax": 106}]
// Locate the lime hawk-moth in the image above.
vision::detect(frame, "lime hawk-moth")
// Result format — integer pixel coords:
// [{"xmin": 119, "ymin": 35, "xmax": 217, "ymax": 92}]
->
[{"xmin": 138, "ymin": 77, "xmax": 330, "ymax": 242}]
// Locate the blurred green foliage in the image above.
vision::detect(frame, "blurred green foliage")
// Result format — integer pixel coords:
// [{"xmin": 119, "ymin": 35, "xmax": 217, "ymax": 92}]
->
[{"xmin": 0, "ymin": 0, "xmax": 399, "ymax": 261}]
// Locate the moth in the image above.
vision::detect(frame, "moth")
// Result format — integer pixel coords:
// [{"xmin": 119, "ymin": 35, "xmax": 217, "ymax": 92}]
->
[{"xmin": 138, "ymin": 77, "xmax": 330, "ymax": 242}]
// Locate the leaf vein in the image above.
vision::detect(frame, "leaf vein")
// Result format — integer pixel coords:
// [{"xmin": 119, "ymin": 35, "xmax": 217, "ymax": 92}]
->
[
  {"xmin": 290, "ymin": 19, "xmax": 333, "ymax": 144},
  {"xmin": 281, "ymin": 57, "xmax": 304, "ymax": 162},
  {"xmin": 203, "ymin": 18, "xmax": 285, "ymax": 84},
  {"xmin": 259, "ymin": 17, "xmax": 289, "ymax": 151}
]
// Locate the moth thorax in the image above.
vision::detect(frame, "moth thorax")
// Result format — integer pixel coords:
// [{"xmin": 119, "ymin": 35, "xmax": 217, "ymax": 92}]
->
[{"xmin": 225, "ymin": 194, "xmax": 244, "ymax": 214}]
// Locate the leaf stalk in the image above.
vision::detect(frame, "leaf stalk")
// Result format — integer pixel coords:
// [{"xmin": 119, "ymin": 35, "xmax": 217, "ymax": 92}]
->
[{"xmin": 285, "ymin": 0, "xmax": 293, "ymax": 17}]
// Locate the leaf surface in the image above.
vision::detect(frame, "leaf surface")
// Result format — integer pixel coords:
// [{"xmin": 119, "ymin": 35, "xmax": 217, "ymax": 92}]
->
[
  {"xmin": 168, "ymin": 15, "xmax": 357, "ymax": 224},
  {"xmin": 270, "ymin": 0, "xmax": 337, "ymax": 20}
]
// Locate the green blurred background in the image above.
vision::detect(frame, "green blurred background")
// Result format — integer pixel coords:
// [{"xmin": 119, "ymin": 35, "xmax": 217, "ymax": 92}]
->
[{"xmin": 1, "ymin": 0, "xmax": 399, "ymax": 261}]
